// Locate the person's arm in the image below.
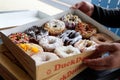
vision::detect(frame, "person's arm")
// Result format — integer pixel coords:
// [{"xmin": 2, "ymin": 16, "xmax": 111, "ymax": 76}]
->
[
  {"xmin": 71, "ymin": 1, "xmax": 120, "ymax": 28},
  {"xmin": 83, "ymin": 43, "xmax": 120, "ymax": 70},
  {"xmin": 91, "ymin": 5, "xmax": 120, "ymax": 28}
]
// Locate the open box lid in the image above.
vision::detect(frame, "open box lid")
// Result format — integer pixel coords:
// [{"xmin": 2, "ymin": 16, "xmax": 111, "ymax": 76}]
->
[{"xmin": 0, "ymin": 10, "xmax": 49, "ymax": 30}]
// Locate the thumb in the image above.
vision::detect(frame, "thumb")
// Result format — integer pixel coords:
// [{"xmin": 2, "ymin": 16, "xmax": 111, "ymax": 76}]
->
[{"xmin": 71, "ymin": 2, "xmax": 83, "ymax": 9}]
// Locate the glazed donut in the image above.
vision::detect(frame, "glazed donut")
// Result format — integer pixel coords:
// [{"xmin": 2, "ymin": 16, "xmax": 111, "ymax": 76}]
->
[
  {"xmin": 31, "ymin": 52, "xmax": 59, "ymax": 65},
  {"xmin": 8, "ymin": 32, "xmax": 29, "ymax": 44},
  {"xmin": 17, "ymin": 43, "xmax": 43, "ymax": 56},
  {"xmin": 61, "ymin": 13, "xmax": 81, "ymax": 29},
  {"xmin": 90, "ymin": 33, "xmax": 114, "ymax": 44},
  {"xmin": 24, "ymin": 26, "xmax": 48, "ymax": 44},
  {"xmin": 39, "ymin": 36, "xmax": 63, "ymax": 52},
  {"xmin": 54, "ymin": 45, "xmax": 81, "ymax": 58},
  {"xmin": 75, "ymin": 22, "xmax": 97, "ymax": 39},
  {"xmin": 74, "ymin": 40, "xmax": 98, "ymax": 53},
  {"xmin": 59, "ymin": 30, "xmax": 82, "ymax": 46},
  {"xmin": 44, "ymin": 19, "xmax": 65, "ymax": 35}
]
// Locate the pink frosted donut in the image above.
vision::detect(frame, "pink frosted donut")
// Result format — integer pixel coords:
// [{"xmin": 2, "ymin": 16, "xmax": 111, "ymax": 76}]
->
[
  {"xmin": 31, "ymin": 52, "xmax": 59, "ymax": 65},
  {"xmin": 39, "ymin": 36, "xmax": 63, "ymax": 52},
  {"xmin": 54, "ymin": 45, "xmax": 81, "ymax": 58},
  {"xmin": 74, "ymin": 40, "xmax": 98, "ymax": 53}
]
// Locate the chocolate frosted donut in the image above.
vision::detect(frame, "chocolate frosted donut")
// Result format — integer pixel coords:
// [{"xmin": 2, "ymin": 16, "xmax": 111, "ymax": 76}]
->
[
  {"xmin": 24, "ymin": 26, "xmax": 48, "ymax": 44},
  {"xmin": 59, "ymin": 30, "xmax": 82, "ymax": 46}
]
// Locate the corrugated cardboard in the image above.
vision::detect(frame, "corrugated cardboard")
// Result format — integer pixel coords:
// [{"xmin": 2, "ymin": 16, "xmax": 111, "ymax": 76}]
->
[{"xmin": 0, "ymin": 9, "xmax": 120, "ymax": 80}]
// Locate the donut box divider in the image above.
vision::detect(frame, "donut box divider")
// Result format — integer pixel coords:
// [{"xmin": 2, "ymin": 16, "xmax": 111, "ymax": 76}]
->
[{"xmin": 0, "ymin": 9, "xmax": 120, "ymax": 80}]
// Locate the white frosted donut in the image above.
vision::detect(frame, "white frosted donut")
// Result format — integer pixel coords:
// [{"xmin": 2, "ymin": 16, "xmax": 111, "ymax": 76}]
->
[
  {"xmin": 44, "ymin": 19, "xmax": 65, "ymax": 35},
  {"xmin": 31, "ymin": 52, "xmax": 59, "ymax": 65},
  {"xmin": 39, "ymin": 36, "xmax": 63, "ymax": 52},
  {"xmin": 74, "ymin": 40, "xmax": 98, "ymax": 53},
  {"xmin": 54, "ymin": 45, "xmax": 81, "ymax": 58}
]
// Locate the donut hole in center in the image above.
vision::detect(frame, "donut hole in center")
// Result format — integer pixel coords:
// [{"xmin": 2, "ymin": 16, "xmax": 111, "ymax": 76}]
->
[
  {"xmin": 69, "ymin": 18, "xmax": 74, "ymax": 21},
  {"xmin": 49, "ymin": 40, "xmax": 56, "ymax": 44},
  {"xmin": 65, "ymin": 49, "xmax": 74, "ymax": 54},
  {"xmin": 53, "ymin": 25, "xmax": 57, "ymax": 28},
  {"xmin": 43, "ymin": 56, "xmax": 50, "ymax": 61},
  {"xmin": 86, "ymin": 42, "xmax": 92, "ymax": 47},
  {"xmin": 98, "ymin": 38, "xmax": 106, "ymax": 42}
]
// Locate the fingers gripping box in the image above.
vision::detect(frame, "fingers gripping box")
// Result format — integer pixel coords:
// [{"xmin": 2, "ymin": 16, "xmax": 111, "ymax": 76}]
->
[{"xmin": 0, "ymin": 9, "xmax": 120, "ymax": 80}]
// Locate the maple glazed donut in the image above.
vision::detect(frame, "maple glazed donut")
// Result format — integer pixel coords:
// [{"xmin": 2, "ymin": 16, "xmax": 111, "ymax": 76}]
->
[
  {"xmin": 39, "ymin": 36, "xmax": 63, "ymax": 52},
  {"xmin": 31, "ymin": 52, "xmax": 59, "ymax": 65},
  {"xmin": 61, "ymin": 13, "xmax": 81, "ymax": 29},
  {"xmin": 17, "ymin": 43, "xmax": 44, "ymax": 56},
  {"xmin": 8, "ymin": 32, "xmax": 29, "ymax": 44},
  {"xmin": 90, "ymin": 33, "xmax": 114, "ymax": 44},
  {"xmin": 59, "ymin": 30, "xmax": 82, "ymax": 46},
  {"xmin": 74, "ymin": 40, "xmax": 98, "ymax": 53},
  {"xmin": 54, "ymin": 45, "xmax": 81, "ymax": 58},
  {"xmin": 75, "ymin": 22, "xmax": 97, "ymax": 39},
  {"xmin": 44, "ymin": 19, "xmax": 65, "ymax": 35}
]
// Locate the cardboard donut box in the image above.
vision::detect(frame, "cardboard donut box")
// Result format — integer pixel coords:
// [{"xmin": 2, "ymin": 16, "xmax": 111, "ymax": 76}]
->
[{"xmin": 0, "ymin": 9, "xmax": 120, "ymax": 80}]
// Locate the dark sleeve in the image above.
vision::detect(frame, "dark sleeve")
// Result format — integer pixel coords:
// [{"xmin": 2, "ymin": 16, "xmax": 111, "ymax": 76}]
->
[{"xmin": 91, "ymin": 5, "xmax": 120, "ymax": 28}]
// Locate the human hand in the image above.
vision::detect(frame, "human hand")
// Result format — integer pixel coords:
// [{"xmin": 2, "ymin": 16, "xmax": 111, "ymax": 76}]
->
[
  {"xmin": 71, "ymin": 1, "xmax": 94, "ymax": 16},
  {"xmin": 83, "ymin": 43, "xmax": 120, "ymax": 70}
]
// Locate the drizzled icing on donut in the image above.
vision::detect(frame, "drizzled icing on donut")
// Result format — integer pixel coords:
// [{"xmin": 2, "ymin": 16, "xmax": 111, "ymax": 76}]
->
[
  {"xmin": 61, "ymin": 13, "xmax": 81, "ymax": 29},
  {"xmin": 59, "ymin": 30, "xmax": 82, "ymax": 46},
  {"xmin": 24, "ymin": 26, "xmax": 48, "ymax": 44}
]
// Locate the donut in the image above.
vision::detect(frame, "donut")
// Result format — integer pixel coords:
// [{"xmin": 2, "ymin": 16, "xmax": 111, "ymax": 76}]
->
[
  {"xmin": 17, "ymin": 43, "xmax": 43, "ymax": 56},
  {"xmin": 90, "ymin": 33, "xmax": 114, "ymax": 44},
  {"xmin": 54, "ymin": 45, "xmax": 81, "ymax": 58},
  {"xmin": 74, "ymin": 40, "xmax": 98, "ymax": 53},
  {"xmin": 24, "ymin": 26, "xmax": 48, "ymax": 44},
  {"xmin": 59, "ymin": 30, "xmax": 82, "ymax": 46},
  {"xmin": 61, "ymin": 13, "xmax": 81, "ymax": 29},
  {"xmin": 39, "ymin": 36, "xmax": 63, "ymax": 52},
  {"xmin": 31, "ymin": 52, "xmax": 59, "ymax": 65},
  {"xmin": 75, "ymin": 22, "xmax": 97, "ymax": 39},
  {"xmin": 8, "ymin": 32, "xmax": 29, "ymax": 44},
  {"xmin": 44, "ymin": 19, "xmax": 65, "ymax": 36}
]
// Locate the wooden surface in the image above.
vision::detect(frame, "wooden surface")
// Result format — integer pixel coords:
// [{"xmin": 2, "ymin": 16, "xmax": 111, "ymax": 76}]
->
[{"xmin": 0, "ymin": 44, "xmax": 32, "ymax": 80}]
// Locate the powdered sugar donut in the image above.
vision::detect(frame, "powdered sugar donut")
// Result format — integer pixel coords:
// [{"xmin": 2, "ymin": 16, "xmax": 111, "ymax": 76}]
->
[
  {"xmin": 54, "ymin": 45, "xmax": 81, "ymax": 58},
  {"xmin": 31, "ymin": 52, "xmax": 59, "ymax": 65},
  {"xmin": 74, "ymin": 40, "xmax": 98, "ymax": 53},
  {"xmin": 61, "ymin": 13, "xmax": 81, "ymax": 29},
  {"xmin": 39, "ymin": 36, "xmax": 63, "ymax": 52},
  {"xmin": 44, "ymin": 19, "xmax": 65, "ymax": 35}
]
